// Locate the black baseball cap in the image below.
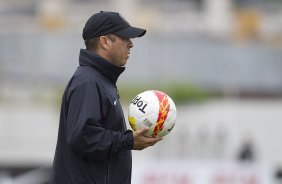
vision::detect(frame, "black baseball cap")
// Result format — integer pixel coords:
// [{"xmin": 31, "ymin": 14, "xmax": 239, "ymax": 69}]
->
[{"xmin": 82, "ymin": 11, "xmax": 146, "ymax": 39}]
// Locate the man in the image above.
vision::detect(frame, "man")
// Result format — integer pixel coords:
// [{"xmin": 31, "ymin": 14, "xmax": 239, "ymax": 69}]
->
[{"xmin": 50, "ymin": 11, "xmax": 162, "ymax": 184}]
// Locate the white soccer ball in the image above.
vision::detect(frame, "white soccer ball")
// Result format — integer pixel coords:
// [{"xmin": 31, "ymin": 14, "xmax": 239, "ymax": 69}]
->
[{"xmin": 128, "ymin": 90, "xmax": 177, "ymax": 138}]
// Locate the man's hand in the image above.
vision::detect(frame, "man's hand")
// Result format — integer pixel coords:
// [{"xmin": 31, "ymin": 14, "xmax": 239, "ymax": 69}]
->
[{"xmin": 132, "ymin": 127, "xmax": 163, "ymax": 150}]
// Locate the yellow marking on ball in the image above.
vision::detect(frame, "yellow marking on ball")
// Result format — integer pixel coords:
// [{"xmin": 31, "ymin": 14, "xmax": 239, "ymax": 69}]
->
[{"xmin": 128, "ymin": 116, "xmax": 137, "ymax": 131}]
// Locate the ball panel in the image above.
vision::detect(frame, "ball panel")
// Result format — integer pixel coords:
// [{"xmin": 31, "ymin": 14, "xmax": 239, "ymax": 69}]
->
[
  {"xmin": 151, "ymin": 90, "xmax": 170, "ymax": 137},
  {"xmin": 128, "ymin": 116, "xmax": 137, "ymax": 131}
]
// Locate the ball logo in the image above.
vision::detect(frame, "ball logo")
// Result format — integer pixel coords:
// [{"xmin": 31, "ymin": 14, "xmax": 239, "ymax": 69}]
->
[{"xmin": 130, "ymin": 95, "xmax": 148, "ymax": 113}]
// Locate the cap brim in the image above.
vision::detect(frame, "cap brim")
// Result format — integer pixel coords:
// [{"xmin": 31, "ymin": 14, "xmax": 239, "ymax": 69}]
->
[{"xmin": 114, "ymin": 26, "xmax": 146, "ymax": 38}]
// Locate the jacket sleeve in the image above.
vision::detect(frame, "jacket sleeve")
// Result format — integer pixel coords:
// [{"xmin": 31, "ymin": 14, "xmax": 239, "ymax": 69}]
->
[{"xmin": 66, "ymin": 81, "xmax": 133, "ymax": 160}]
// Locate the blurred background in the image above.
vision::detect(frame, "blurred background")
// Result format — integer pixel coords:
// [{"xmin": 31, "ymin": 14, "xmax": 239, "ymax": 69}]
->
[{"xmin": 0, "ymin": 0, "xmax": 282, "ymax": 183}]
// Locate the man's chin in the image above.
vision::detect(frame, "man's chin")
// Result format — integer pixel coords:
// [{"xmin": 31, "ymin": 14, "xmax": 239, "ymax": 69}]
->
[{"xmin": 122, "ymin": 59, "xmax": 128, "ymax": 66}]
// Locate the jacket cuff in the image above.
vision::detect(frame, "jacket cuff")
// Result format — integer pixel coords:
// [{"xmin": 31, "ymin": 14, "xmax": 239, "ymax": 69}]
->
[{"xmin": 123, "ymin": 130, "xmax": 134, "ymax": 150}]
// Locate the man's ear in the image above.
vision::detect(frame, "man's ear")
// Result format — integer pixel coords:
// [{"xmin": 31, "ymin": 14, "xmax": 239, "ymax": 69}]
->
[{"xmin": 99, "ymin": 36, "xmax": 111, "ymax": 50}]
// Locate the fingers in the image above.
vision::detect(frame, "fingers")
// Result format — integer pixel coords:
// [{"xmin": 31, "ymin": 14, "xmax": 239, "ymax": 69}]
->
[
  {"xmin": 136, "ymin": 127, "xmax": 149, "ymax": 135},
  {"xmin": 142, "ymin": 136, "xmax": 163, "ymax": 147},
  {"xmin": 132, "ymin": 128, "xmax": 164, "ymax": 150},
  {"xmin": 144, "ymin": 137, "xmax": 162, "ymax": 148},
  {"xmin": 149, "ymin": 136, "xmax": 163, "ymax": 145},
  {"xmin": 146, "ymin": 136, "xmax": 162, "ymax": 142}
]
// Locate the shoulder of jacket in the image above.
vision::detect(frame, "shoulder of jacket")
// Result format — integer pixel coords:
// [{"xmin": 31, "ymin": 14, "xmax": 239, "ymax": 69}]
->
[{"xmin": 68, "ymin": 67, "xmax": 100, "ymax": 90}]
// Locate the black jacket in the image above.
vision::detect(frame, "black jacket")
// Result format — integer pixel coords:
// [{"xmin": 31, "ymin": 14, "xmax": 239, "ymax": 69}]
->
[{"xmin": 50, "ymin": 49, "xmax": 134, "ymax": 184}]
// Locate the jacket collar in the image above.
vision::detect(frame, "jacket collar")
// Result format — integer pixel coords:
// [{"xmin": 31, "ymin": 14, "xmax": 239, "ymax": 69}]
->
[{"xmin": 79, "ymin": 49, "xmax": 125, "ymax": 84}]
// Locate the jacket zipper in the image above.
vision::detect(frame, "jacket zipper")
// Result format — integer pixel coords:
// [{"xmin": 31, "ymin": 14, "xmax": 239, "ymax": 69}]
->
[
  {"xmin": 105, "ymin": 156, "xmax": 112, "ymax": 184},
  {"xmin": 105, "ymin": 167, "xmax": 110, "ymax": 184}
]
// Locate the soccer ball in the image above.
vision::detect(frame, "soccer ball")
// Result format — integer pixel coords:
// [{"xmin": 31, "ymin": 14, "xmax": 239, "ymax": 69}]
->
[{"xmin": 128, "ymin": 90, "xmax": 177, "ymax": 138}]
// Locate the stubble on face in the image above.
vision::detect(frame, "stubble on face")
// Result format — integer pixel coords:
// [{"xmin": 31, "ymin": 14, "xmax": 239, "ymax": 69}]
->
[{"xmin": 106, "ymin": 34, "xmax": 133, "ymax": 67}]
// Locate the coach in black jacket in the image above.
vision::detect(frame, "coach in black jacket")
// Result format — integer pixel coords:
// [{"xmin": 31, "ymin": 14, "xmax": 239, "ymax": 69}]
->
[{"xmin": 50, "ymin": 11, "xmax": 162, "ymax": 184}]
